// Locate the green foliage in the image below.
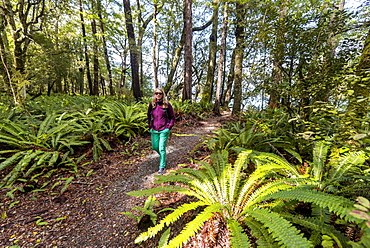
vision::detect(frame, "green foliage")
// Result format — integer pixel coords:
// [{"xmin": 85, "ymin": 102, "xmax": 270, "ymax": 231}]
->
[
  {"xmin": 0, "ymin": 95, "xmax": 149, "ymax": 196},
  {"xmin": 202, "ymin": 109, "xmax": 297, "ymax": 154},
  {"xmin": 102, "ymin": 101, "xmax": 147, "ymax": 138},
  {"xmin": 127, "ymin": 149, "xmax": 358, "ymax": 247},
  {"xmin": 170, "ymin": 100, "xmax": 212, "ymax": 118},
  {"xmin": 348, "ymin": 196, "xmax": 370, "ymax": 248},
  {"xmin": 248, "ymin": 140, "xmax": 368, "ymax": 192},
  {"xmin": 121, "ymin": 196, "xmax": 162, "ymax": 226}
]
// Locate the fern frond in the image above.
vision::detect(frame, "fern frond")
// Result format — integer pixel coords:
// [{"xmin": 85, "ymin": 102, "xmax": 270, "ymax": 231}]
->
[
  {"xmin": 135, "ymin": 201, "xmax": 208, "ymax": 244},
  {"xmin": 243, "ymin": 216, "xmax": 278, "ymax": 248},
  {"xmin": 154, "ymin": 174, "xmax": 194, "ymax": 184},
  {"xmin": 0, "ymin": 150, "xmax": 42, "ymax": 187},
  {"xmin": 165, "ymin": 203, "xmax": 223, "ymax": 248},
  {"xmin": 248, "ymin": 208, "xmax": 313, "ymax": 248},
  {"xmin": 226, "ymin": 218, "xmax": 252, "ymax": 248},
  {"xmin": 268, "ymin": 188, "xmax": 359, "ymax": 223},
  {"xmin": 127, "ymin": 185, "xmax": 197, "ymax": 198},
  {"xmin": 280, "ymin": 213, "xmax": 350, "ymax": 248},
  {"xmin": 311, "ymin": 141, "xmax": 330, "ymax": 181},
  {"xmin": 252, "ymin": 152, "xmax": 301, "ymax": 178},
  {"xmin": 242, "ymin": 179, "xmax": 298, "ymax": 212},
  {"xmin": 329, "ymin": 151, "xmax": 366, "ymax": 179},
  {"xmin": 0, "ymin": 151, "xmax": 24, "ymax": 171},
  {"xmin": 172, "ymin": 167, "xmax": 220, "ymax": 203}
]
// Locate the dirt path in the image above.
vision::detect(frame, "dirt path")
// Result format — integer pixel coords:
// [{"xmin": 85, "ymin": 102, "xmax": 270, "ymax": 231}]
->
[{"xmin": 0, "ymin": 114, "xmax": 228, "ymax": 248}]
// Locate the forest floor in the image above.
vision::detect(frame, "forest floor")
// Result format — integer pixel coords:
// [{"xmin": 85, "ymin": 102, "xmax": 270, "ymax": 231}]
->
[{"xmin": 0, "ymin": 112, "xmax": 235, "ymax": 248}]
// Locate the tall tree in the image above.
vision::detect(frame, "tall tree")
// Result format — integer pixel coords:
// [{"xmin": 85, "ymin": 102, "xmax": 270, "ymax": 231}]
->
[
  {"xmin": 97, "ymin": 0, "xmax": 114, "ymax": 95},
  {"xmin": 79, "ymin": 0, "xmax": 93, "ymax": 95},
  {"xmin": 183, "ymin": 0, "xmax": 192, "ymax": 101},
  {"xmin": 232, "ymin": 2, "xmax": 246, "ymax": 115},
  {"xmin": 123, "ymin": 0, "xmax": 142, "ymax": 101},
  {"xmin": 1, "ymin": 0, "xmax": 45, "ymax": 103},
  {"xmin": 201, "ymin": 1, "xmax": 219, "ymax": 104},
  {"xmin": 214, "ymin": 2, "xmax": 228, "ymax": 115},
  {"xmin": 152, "ymin": 1, "xmax": 159, "ymax": 88},
  {"xmin": 267, "ymin": 0, "xmax": 286, "ymax": 109},
  {"xmin": 91, "ymin": 0, "xmax": 100, "ymax": 95}
]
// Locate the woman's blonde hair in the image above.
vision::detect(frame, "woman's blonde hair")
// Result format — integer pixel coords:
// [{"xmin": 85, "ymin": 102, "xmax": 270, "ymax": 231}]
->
[{"xmin": 151, "ymin": 88, "xmax": 168, "ymax": 108}]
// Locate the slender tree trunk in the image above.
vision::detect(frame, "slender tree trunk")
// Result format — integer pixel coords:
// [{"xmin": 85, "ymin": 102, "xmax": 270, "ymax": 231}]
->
[
  {"xmin": 268, "ymin": 1, "xmax": 286, "ymax": 109},
  {"xmin": 164, "ymin": 27, "xmax": 185, "ymax": 93},
  {"xmin": 222, "ymin": 49, "xmax": 235, "ymax": 108},
  {"xmin": 0, "ymin": 13, "xmax": 11, "ymax": 92},
  {"xmin": 123, "ymin": 0, "xmax": 142, "ymax": 101},
  {"xmin": 91, "ymin": 0, "xmax": 100, "ymax": 95},
  {"xmin": 214, "ymin": 3, "xmax": 228, "ymax": 115},
  {"xmin": 79, "ymin": 0, "xmax": 93, "ymax": 95},
  {"xmin": 152, "ymin": 2, "xmax": 159, "ymax": 88},
  {"xmin": 183, "ymin": 0, "xmax": 192, "ymax": 101},
  {"xmin": 202, "ymin": 2, "xmax": 219, "ymax": 104},
  {"xmin": 232, "ymin": 3, "xmax": 245, "ymax": 115},
  {"xmin": 97, "ymin": 0, "xmax": 114, "ymax": 95},
  {"xmin": 164, "ymin": 19, "xmax": 212, "ymax": 94}
]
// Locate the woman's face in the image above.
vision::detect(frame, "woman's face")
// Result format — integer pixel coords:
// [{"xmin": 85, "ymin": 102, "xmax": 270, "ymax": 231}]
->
[{"xmin": 154, "ymin": 90, "xmax": 163, "ymax": 100}]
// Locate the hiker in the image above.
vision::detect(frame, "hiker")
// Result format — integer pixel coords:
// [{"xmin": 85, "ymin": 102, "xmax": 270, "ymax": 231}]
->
[{"xmin": 147, "ymin": 88, "xmax": 176, "ymax": 175}]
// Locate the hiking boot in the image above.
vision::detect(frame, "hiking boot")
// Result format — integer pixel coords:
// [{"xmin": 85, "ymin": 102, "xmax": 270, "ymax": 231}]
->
[{"xmin": 158, "ymin": 168, "xmax": 165, "ymax": 175}]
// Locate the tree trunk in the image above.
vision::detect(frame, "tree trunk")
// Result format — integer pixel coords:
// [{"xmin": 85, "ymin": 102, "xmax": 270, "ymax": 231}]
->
[
  {"xmin": 97, "ymin": 0, "xmax": 114, "ymax": 95},
  {"xmin": 0, "ymin": 13, "xmax": 11, "ymax": 92},
  {"xmin": 183, "ymin": 0, "xmax": 192, "ymax": 101},
  {"xmin": 214, "ymin": 3, "xmax": 228, "ymax": 115},
  {"xmin": 79, "ymin": 0, "xmax": 93, "ymax": 95},
  {"xmin": 202, "ymin": 2, "xmax": 219, "ymax": 104},
  {"xmin": 268, "ymin": 1, "xmax": 287, "ymax": 109},
  {"xmin": 232, "ymin": 3, "xmax": 245, "ymax": 115},
  {"xmin": 152, "ymin": 2, "xmax": 159, "ymax": 88},
  {"xmin": 222, "ymin": 49, "xmax": 236, "ymax": 108},
  {"xmin": 2, "ymin": 0, "xmax": 45, "ymax": 103},
  {"xmin": 123, "ymin": 0, "xmax": 142, "ymax": 101},
  {"xmin": 91, "ymin": 0, "xmax": 100, "ymax": 95},
  {"xmin": 164, "ymin": 27, "xmax": 185, "ymax": 93}
]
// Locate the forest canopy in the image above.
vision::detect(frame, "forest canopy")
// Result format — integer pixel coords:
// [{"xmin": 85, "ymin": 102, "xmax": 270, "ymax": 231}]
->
[{"xmin": 0, "ymin": 0, "xmax": 368, "ymax": 113}]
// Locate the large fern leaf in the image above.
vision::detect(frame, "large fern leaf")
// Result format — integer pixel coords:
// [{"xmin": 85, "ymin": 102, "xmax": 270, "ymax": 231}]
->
[
  {"xmin": 165, "ymin": 203, "xmax": 223, "ymax": 248},
  {"xmin": 226, "ymin": 218, "xmax": 252, "ymax": 248},
  {"xmin": 280, "ymin": 213, "xmax": 351, "ymax": 248},
  {"xmin": 248, "ymin": 208, "xmax": 314, "ymax": 248},
  {"xmin": 267, "ymin": 188, "xmax": 359, "ymax": 222},
  {"xmin": 135, "ymin": 201, "xmax": 208, "ymax": 244}
]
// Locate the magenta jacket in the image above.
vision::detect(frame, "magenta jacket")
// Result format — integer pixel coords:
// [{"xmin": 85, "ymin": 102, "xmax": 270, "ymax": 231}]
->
[{"xmin": 147, "ymin": 100, "xmax": 175, "ymax": 131}]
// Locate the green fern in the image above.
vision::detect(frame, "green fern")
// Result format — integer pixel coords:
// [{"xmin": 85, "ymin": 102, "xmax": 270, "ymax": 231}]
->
[
  {"xmin": 165, "ymin": 204, "xmax": 224, "ymax": 248},
  {"xmin": 267, "ymin": 188, "xmax": 359, "ymax": 223},
  {"xmin": 135, "ymin": 201, "xmax": 209, "ymax": 244},
  {"xmin": 247, "ymin": 208, "xmax": 314, "ymax": 248},
  {"xmin": 280, "ymin": 213, "xmax": 351, "ymax": 248},
  {"xmin": 226, "ymin": 218, "xmax": 252, "ymax": 248},
  {"xmin": 127, "ymin": 149, "xmax": 361, "ymax": 247}
]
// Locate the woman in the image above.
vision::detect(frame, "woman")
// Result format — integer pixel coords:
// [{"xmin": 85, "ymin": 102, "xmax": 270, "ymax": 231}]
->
[{"xmin": 147, "ymin": 88, "xmax": 176, "ymax": 175}]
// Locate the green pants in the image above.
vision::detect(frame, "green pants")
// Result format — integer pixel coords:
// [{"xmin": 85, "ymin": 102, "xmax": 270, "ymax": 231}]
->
[{"xmin": 150, "ymin": 128, "xmax": 170, "ymax": 169}]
